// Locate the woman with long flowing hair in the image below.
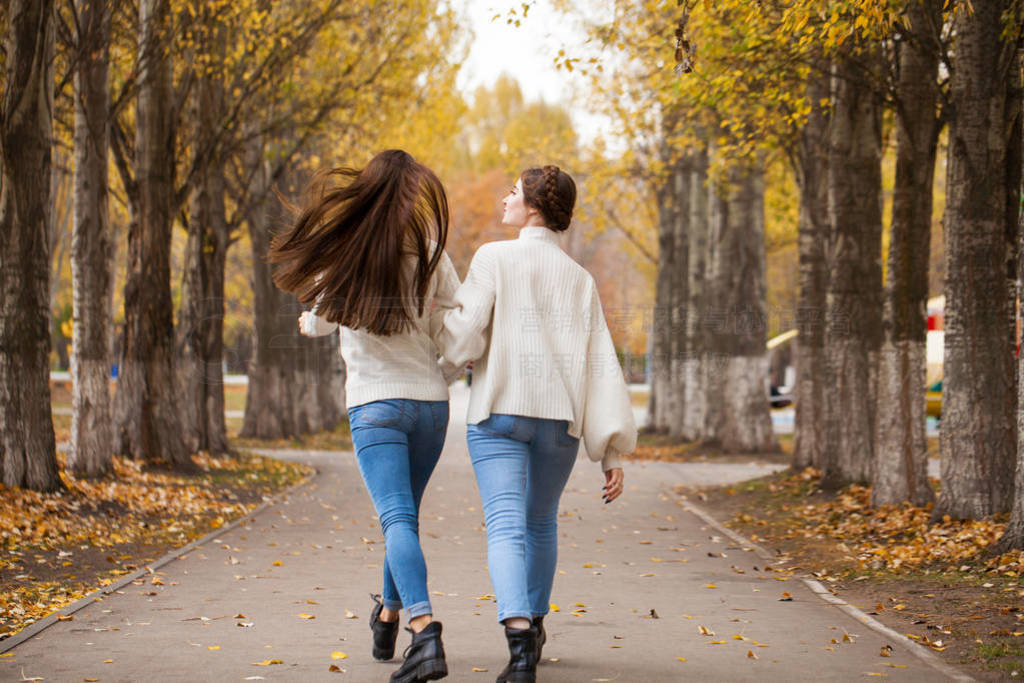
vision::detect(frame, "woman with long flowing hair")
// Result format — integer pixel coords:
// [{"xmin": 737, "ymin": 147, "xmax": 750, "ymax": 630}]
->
[
  {"xmin": 268, "ymin": 149, "xmax": 458, "ymax": 683},
  {"xmin": 435, "ymin": 165, "xmax": 637, "ymax": 682}
]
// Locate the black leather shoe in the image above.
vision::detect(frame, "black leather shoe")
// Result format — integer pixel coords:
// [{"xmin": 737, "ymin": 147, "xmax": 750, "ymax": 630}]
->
[
  {"xmin": 391, "ymin": 621, "xmax": 448, "ymax": 682},
  {"xmin": 532, "ymin": 616, "xmax": 546, "ymax": 661},
  {"xmin": 370, "ymin": 594, "xmax": 399, "ymax": 661},
  {"xmin": 496, "ymin": 624, "xmax": 539, "ymax": 683}
]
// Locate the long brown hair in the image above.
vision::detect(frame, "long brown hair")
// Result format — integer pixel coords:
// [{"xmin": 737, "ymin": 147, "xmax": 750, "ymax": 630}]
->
[{"xmin": 268, "ymin": 149, "xmax": 449, "ymax": 336}]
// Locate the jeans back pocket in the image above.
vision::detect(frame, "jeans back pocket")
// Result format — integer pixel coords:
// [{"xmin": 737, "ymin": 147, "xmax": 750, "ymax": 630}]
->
[{"xmin": 350, "ymin": 400, "xmax": 406, "ymax": 429}]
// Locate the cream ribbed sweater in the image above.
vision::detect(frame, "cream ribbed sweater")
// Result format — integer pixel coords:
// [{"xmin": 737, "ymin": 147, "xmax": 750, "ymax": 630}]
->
[
  {"xmin": 300, "ymin": 250, "xmax": 461, "ymax": 408},
  {"xmin": 434, "ymin": 226, "xmax": 637, "ymax": 471}
]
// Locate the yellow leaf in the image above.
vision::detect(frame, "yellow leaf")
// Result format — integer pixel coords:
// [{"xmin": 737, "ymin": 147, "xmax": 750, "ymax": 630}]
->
[
  {"xmin": 272, "ymin": 561, "xmax": 283, "ymax": 566},
  {"xmin": 704, "ymin": 584, "xmax": 718, "ymax": 589},
  {"xmin": 344, "ymin": 610, "xmax": 357, "ymax": 619},
  {"xmin": 472, "ymin": 667, "xmax": 488, "ymax": 672},
  {"xmin": 298, "ymin": 613, "xmax": 315, "ymax": 619},
  {"xmin": 331, "ymin": 652, "xmax": 347, "ymax": 660},
  {"xmin": 550, "ymin": 604, "xmax": 560, "ymax": 612},
  {"xmin": 677, "ymin": 656, "xmax": 687, "ymax": 662},
  {"xmin": 252, "ymin": 659, "xmax": 284, "ymax": 666},
  {"xmin": 709, "ymin": 640, "xmax": 726, "ymax": 645},
  {"xmin": 103, "ymin": 659, "xmax": 114, "ymax": 664},
  {"xmin": 208, "ymin": 646, "xmax": 220, "ymax": 651},
  {"xmin": 699, "ymin": 625, "xmax": 715, "ymax": 636}
]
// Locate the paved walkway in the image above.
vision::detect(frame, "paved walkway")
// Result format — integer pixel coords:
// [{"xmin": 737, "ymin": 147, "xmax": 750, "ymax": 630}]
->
[{"xmin": 6, "ymin": 384, "xmax": 963, "ymax": 681}]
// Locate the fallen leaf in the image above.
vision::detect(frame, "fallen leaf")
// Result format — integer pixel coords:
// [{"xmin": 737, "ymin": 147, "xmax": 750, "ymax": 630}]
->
[
  {"xmin": 208, "ymin": 646, "xmax": 220, "ymax": 651},
  {"xmin": 699, "ymin": 625, "xmax": 715, "ymax": 636},
  {"xmin": 56, "ymin": 615, "xmax": 73, "ymax": 622},
  {"xmin": 298, "ymin": 613, "xmax": 315, "ymax": 620},
  {"xmin": 550, "ymin": 604, "xmax": 560, "ymax": 612},
  {"xmin": 879, "ymin": 645, "xmax": 893, "ymax": 657},
  {"xmin": 344, "ymin": 610, "xmax": 357, "ymax": 619},
  {"xmin": 331, "ymin": 652, "xmax": 347, "ymax": 660},
  {"xmin": 747, "ymin": 650, "xmax": 758, "ymax": 659},
  {"xmin": 328, "ymin": 664, "xmax": 344, "ymax": 673},
  {"xmin": 779, "ymin": 592, "xmax": 793, "ymax": 601},
  {"xmin": 103, "ymin": 659, "xmax": 113, "ymax": 664},
  {"xmin": 251, "ymin": 660, "xmax": 284, "ymax": 666},
  {"xmin": 709, "ymin": 640, "xmax": 726, "ymax": 645},
  {"xmin": 704, "ymin": 584, "xmax": 718, "ymax": 589},
  {"xmin": 472, "ymin": 667, "xmax": 488, "ymax": 672},
  {"xmin": 272, "ymin": 561, "xmax": 282, "ymax": 567},
  {"xmin": 677, "ymin": 656, "xmax": 687, "ymax": 662}
]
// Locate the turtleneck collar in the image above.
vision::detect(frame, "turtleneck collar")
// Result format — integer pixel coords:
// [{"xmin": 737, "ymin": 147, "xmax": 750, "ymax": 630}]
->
[{"xmin": 518, "ymin": 226, "xmax": 560, "ymax": 244}]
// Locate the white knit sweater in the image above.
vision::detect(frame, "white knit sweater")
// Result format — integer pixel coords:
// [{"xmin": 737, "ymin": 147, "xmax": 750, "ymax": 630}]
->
[
  {"xmin": 434, "ymin": 226, "xmax": 637, "ymax": 471},
  {"xmin": 300, "ymin": 251, "xmax": 461, "ymax": 408}
]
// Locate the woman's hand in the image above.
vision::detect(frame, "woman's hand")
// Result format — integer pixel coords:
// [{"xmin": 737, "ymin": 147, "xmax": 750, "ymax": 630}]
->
[
  {"xmin": 297, "ymin": 311, "xmax": 313, "ymax": 336},
  {"xmin": 602, "ymin": 467, "xmax": 624, "ymax": 504}
]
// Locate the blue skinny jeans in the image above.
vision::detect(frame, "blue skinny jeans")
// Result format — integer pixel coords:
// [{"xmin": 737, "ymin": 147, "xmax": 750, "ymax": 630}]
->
[
  {"xmin": 467, "ymin": 413, "xmax": 580, "ymax": 623},
  {"xmin": 348, "ymin": 399, "xmax": 448, "ymax": 619}
]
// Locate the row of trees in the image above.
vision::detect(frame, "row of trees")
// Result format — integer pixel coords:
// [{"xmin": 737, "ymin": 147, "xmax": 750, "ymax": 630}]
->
[
  {"xmin": 573, "ymin": 0, "xmax": 1024, "ymax": 533},
  {"xmin": 0, "ymin": 1, "xmax": 652, "ymax": 499},
  {"xmin": 0, "ymin": 0, "xmax": 463, "ymax": 489}
]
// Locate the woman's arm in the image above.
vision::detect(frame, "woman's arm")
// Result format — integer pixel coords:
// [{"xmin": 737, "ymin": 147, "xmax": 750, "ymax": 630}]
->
[
  {"xmin": 432, "ymin": 245, "xmax": 497, "ymax": 368},
  {"xmin": 581, "ymin": 282, "xmax": 638, "ymax": 472},
  {"xmin": 298, "ymin": 272, "xmax": 339, "ymax": 337}
]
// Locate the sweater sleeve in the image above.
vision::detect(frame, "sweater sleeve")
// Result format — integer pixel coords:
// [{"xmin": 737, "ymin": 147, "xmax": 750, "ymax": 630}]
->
[
  {"xmin": 581, "ymin": 283, "xmax": 637, "ymax": 471},
  {"xmin": 299, "ymin": 272, "xmax": 340, "ymax": 337},
  {"xmin": 428, "ymin": 251, "xmax": 465, "ymax": 383},
  {"xmin": 434, "ymin": 245, "xmax": 497, "ymax": 368}
]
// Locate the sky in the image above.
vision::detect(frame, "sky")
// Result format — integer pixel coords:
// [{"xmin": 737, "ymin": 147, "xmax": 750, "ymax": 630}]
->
[{"xmin": 455, "ymin": 1, "xmax": 611, "ymax": 141}]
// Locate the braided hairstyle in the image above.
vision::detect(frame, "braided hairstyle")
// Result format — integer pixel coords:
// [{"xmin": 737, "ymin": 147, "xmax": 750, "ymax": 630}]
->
[{"xmin": 520, "ymin": 165, "xmax": 576, "ymax": 232}]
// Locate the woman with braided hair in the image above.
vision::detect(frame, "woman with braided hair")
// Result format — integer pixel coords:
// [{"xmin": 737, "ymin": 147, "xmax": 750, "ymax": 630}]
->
[{"xmin": 434, "ymin": 165, "xmax": 637, "ymax": 682}]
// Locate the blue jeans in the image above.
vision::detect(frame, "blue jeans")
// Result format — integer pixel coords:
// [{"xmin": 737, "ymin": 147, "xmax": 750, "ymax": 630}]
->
[
  {"xmin": 467, "ymin": 414, "xmax": 580, "ymax": 623},
  {"xmin": 348, "ymin": 399, "xmax": 449, "ymax": 619}
]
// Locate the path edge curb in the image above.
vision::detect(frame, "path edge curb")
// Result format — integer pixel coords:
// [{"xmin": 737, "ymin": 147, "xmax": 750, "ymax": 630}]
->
[
  {"xmin": 0, "ymin": 465, "xmax": 319, "ymax": 654},
  {"xmin": 680, "ymin": 499, "xmax": 976, "ymax": 683}
]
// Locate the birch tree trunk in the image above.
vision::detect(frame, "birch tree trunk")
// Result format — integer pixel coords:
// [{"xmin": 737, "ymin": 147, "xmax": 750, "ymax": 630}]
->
[
  {"xmin": 872, "ymin": 0, "xmax": 942, "ymax": 507},
  {"xmin": 935, "ymin": 0, "xmax": 1018, "ymax": 519},
  {"xmin": 821, "ymin": 48, "xmax": 884, "ymax": 489},
  {"xmin": 0, "ymin": 0, "xmax": 61, "ymax": 490},
  {"xmin": 69, "ymin": 0, "xmax": 113, "ymax": 476},
  {"xmin": 113, "ymin": 0, "xmax": 190, "ymax": 467},
  {"xmin": 703, "ymin": 160, "xmax": 776, "ymax": 452},
  {"xmin": 792, "ymin": 67, "xmax": 830, "ymax": 471}
]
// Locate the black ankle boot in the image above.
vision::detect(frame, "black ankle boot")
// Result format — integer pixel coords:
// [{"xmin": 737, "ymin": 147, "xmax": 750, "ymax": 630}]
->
[
  {"xmin": 532, "ymin": 616, "xmax": 546, "ymax": 661},
  {"xmin": 369, "ymin": 594, "xmax": 399, "ymax": 661},
  {"xmin": 391, "ymin": 621, "xmax": 447, "ymax": 682},
  {"xmin": 496, "ymin": 624, "xmax": 539, "ymax": 683}
]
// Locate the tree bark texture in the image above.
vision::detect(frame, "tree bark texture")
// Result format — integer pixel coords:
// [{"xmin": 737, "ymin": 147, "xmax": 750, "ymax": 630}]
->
[
  {"xmin": 113, "ymin": 0, "xmax": 189, "ymax": 466},
  {"xmin": 0, "ymin": 0, "xmax": 61, "ymax": 490},
  {"xmin": 666, "ymin": 155, "xmax": 691, "ymax": 439},
  {"xmin": 821, "ymin": 48, "xmax": 885, "ymax": 489},
  {"xmin": 998, "ymin": 48, "xmax": 1024, "ymax": 550},
  {"xmin": 649, "ymin": 172, "xmax": 675, "ymax": 433},
  {"xmin": 175, "ymin": 24, "xmax": 230, "ymax": 456},
  {"xmin": 69, "ymin": 0, "xmax": 114, "ymax": 477},
  {"xmin": 681, "ymin": 148, "xmax": 709, "ymax": 441},
  {"xmin": 935, "ymin": 0, "xmax": 1018, "ymax": 519},
  {"xmin": 702, "ymin": 160, "xmax": 776, "ymax": 453},
  {"xmin": 792, "ymin": 67, "xmax": 830, "ymax": 471},
  {"xmin": 872, "ymin": 0, "xmax": 942, "ymax": 507}
]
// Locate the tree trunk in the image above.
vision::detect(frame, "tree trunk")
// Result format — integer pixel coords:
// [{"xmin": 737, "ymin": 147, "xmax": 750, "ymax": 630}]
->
[
  {"xmin": 872, "ymin": 0, "xmax": 942, "ymax": 507},
  {"xmin": 703, "ymin": 159, "xmax": 776, "ymax": 452},
  {"xmin": 821, "ymin": 49, "xmax": 884, "ymax": 489},
  {"xmin": 667, "ymin": 154, "xmax": 690, "ymax": 439},
  {"xmin": 997, "ymin": 48, "xmax": 1024, "ymax": 550},
  {"xmin": 792, "ymin": 66, "xmax": 830, "ymax": 471},
  {"xmin": 649, "ymin": 168, "xmax": 675, "ymax": 433},
  {"xmin": 240, "ymin": 137, "xmax": 302, "ymax": 439},
  {"xmin": 69, "ymin": 0, "xmax": 113, "ymax": 477},
  {"xmin": 113, "ymin": 0, "xmax": 190, "ymax": 467},
  {"xmin": 681, "ymin": 147, "xmax": 709, "ymax": 441},
  {"xmin": 934, "ymin": 0, "xmax": 1018, "ymax": 519},
  {"xmin": 175, "ymin": 20, "xmax": 230, "ymax": 456},
  {"xmin": 0, "ymin": 0, "xmax": 62, "ymax": 491}
]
